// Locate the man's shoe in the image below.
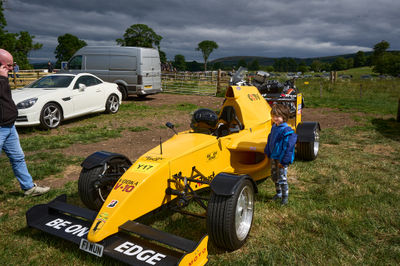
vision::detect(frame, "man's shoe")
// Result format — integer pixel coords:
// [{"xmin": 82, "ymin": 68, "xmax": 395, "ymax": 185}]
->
[
  {"xmin": 281, "ymin": 197, "xmax": 288, "ymax": 205},
  {"xmin": 24, "ymin": 183, "xmax": 50, "ymax": 196},
  {"xmin": 272, "ymin": 194, "xmax": 282, "ymax": 201}
]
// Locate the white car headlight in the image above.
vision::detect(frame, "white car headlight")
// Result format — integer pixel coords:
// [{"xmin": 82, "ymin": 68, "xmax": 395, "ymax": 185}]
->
[{"xmin": 17, "ymin": 98, "xmax": 38, "ymax": 109}]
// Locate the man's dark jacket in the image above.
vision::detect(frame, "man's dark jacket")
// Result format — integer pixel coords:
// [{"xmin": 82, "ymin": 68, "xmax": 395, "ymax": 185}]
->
[{"xmin": 0, "ymin": 76, "xmax": 18, "ymax": 126}]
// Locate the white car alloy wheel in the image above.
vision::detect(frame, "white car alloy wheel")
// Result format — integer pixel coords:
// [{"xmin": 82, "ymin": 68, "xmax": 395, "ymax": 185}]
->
[
  {"xmin": 106, "ymin": 94, "xmax": 120, "ymax": 114},
  {"xmin": 40, "ymin": 103, "xmax": 62, "ymax": 129}
]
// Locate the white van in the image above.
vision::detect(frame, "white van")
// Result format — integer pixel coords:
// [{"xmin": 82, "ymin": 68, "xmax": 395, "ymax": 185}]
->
[{"xmin": 65, "ymin": 46, "xmax": 162, "ymax": 99}]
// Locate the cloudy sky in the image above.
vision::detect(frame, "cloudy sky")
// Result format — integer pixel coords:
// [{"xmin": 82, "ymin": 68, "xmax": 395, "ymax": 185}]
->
[{"xmin": 3, "ymin": 0, "xmax": 400, "ymax": 63}]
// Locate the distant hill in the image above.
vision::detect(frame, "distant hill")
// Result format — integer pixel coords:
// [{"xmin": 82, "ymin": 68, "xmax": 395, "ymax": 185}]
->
[{"xmin": 210, "ymin": 51, "xmax": 385, "ymax": 66}]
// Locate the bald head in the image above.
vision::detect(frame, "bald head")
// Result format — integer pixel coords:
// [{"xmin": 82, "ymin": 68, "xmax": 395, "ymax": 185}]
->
[{"xmin": 0, "ymin": 49, "xmax": 13, "ymax": 77}]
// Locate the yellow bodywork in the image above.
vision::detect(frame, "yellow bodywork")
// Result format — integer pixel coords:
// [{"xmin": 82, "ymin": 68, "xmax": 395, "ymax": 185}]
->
[
  {"xmin": 87, "ymin": 85, "xmax": 281, "ymax": 256},
  {"xmin": 178, "ymin": 236, "xmax": 209, "ymax": 265},
  {"xmin": 23, "ymin": 82, "xmax": 309, "ymax": 266}
]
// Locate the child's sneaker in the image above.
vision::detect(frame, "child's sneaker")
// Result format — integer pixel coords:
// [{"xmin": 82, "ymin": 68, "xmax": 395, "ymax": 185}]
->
[
  {"xmin": 281, "ymin": 197, "xmax": 288, "ymax": 205},
  {"xmin": 24, "ymin": 183, "xmax": 50, "ymax": 196},
  {"xmin": 272, "ymin": 194, "xmax": 282, "ymax": 201}
]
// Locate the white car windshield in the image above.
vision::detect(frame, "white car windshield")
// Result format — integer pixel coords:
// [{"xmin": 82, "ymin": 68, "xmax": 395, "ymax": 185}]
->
[{"xmin": 27, "ymin": 75, "xmax": 74, "ymax": 88}]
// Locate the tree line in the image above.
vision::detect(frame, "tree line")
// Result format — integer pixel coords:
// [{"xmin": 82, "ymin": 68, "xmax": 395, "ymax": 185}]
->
[
  {"xmin": 162, "ymin": 39, "xmax": 399, "ymax": 76},
  {"xmin": 270, "ymin": 43, "xmax": 399, "ymax": 76},
  {"xmin": 0, "ymin": 2, "xmax": 42, "ymax": 69}
]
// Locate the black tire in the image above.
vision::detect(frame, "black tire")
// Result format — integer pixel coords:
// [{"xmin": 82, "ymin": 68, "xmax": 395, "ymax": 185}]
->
[
  {"xmin": 78, "ymin": 159, "xmax": 129, "ymax": 210},
  {"xmin": 117, "ymin": 84, "xmax": 128, "ymax": 100},
  {"xmin": 40, "ymin": 102, "xmax": 62, "ymax": 129},
  {"xmin": 105, "ymin": 94, "xmax": 120, "ymax": 114},
  {"xmin": 296, "ymin": 127, "xmax": 320, "ymax": 160},
  {"xmin": 207, "ymin": 179, "xmax": 254, "ymax": 251}
]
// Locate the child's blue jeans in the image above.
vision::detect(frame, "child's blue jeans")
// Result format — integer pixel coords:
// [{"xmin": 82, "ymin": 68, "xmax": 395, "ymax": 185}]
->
[
  {"xmin": 271, "ymin": 159, "xmax": 289, "ymax": 198},
  {"xmin": 0, "ymin": 125, "xmax": 34, "ymax": 190}
]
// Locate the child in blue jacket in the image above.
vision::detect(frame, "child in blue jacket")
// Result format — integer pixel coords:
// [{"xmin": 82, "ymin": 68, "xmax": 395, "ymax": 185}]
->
[{"xmin": 264, "ymin": 104, "xmax": 297, "ymax": 205}]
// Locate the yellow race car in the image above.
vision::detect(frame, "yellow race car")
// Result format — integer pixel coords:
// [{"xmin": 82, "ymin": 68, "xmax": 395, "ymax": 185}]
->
[{"xmin": 26, "ymin": 74, "xmax": 320, "ymax": 265}]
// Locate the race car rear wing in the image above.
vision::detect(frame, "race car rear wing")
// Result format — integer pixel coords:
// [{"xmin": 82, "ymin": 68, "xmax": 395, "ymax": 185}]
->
[
  {"xmin": 26, "ymin": 195, "xmax": 208, "ymax": 266},
  {"xmin": 263, "ymin": 93, "xmax": 303, "ymax": 127}
]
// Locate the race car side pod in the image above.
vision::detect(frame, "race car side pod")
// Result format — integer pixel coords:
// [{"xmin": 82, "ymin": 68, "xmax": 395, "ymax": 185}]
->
[{"xmin": 26, "ymin": 194, "xmax": 209, "ymax": 266}]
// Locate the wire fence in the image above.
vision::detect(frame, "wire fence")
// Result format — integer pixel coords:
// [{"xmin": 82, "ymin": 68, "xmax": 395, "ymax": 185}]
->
[
  {"xmin": 161, "ymin": 71, "xmax": 230, "ymax": 96},
  {"xmin": 9, "ymin": 70, "xmax": 232, "ymax": 96}
]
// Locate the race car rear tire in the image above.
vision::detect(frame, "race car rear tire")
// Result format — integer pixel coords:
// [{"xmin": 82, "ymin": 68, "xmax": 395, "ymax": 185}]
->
[
  {"xmin": 296, "ymin": 127, "xmax": 320, "ymax": 161},
  {"xmin": 78, "ymin": 160, "xmax": 128, "ymax": 210},
  {"xmin": 207, "ymin": 179, "xmax": 254, "ymax": 251}
]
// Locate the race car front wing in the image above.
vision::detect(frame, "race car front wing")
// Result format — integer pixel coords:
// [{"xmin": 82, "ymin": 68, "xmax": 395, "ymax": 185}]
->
[{"xmin": 26, "ymin": 194, "xmax": 208, "ymax": 266}]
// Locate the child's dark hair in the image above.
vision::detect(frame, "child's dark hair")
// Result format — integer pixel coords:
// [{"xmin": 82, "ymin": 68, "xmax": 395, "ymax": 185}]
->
[{"xmin": 271, "ymin": 104, "xmax": 290, "ymax": 122}]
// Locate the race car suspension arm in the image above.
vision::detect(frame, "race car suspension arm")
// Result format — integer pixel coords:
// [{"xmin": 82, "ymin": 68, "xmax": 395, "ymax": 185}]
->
[
  {"xmin": 94, "ymin": 162, "xmax": 128, "ymax": 188},
  {"xmin": 94, "ymin": 173, "xmax": 122, "ymax": 189},
  {"xmin": 166, "ymin": 167, "xmax": 212, "ymax": 218}
]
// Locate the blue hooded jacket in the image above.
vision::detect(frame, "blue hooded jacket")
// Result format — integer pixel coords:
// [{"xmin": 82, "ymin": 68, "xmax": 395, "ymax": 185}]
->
[{"xmin": 264, "ymin": 122, "xmax": 297, "ymax": 166}]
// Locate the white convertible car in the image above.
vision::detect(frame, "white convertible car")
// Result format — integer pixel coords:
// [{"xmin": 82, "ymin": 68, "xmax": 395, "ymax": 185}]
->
[{"xmin": 12, "ymin": 73, "xmax": 122, "ymax": 129}]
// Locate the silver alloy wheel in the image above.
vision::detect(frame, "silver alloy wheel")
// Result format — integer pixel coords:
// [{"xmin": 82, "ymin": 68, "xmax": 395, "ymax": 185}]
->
[
  {"xmin": 97, "ymin": 163, "xmax": 128, "ymax": 203},
  {"xmin": 98, "ymin": 163, "xmax": 109, "ymax": 202},
  {"xmin": 108, "ymin": 95, "xmax": 119, "ymax": 113},
  {"xmin": 235, "ymin": 185, "xmax": 254, "ymax": 241},
  {"xmin": 43, "ymin": 104, "xmax": 61, "ymax": 128},
  {"xmin": 314, "ymin": 129, "xmax": 320, "ymax": 156}
]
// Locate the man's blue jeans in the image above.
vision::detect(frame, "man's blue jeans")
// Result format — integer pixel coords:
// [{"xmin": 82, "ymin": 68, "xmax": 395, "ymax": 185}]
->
[{"xmin": 0, "ymin": 125, "xmax": 34, "ymax": 190}]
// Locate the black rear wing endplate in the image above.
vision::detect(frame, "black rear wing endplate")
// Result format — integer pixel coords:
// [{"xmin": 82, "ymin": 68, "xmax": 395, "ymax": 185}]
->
[{"xmin": 26, "ymin": 195, "xmax": 208, "ymax": 265}]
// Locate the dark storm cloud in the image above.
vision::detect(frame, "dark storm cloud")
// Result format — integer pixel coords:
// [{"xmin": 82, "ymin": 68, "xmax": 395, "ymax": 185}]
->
[{"xmin": 3, "ymin": 0, "xmax": 400, "ymax": 62}]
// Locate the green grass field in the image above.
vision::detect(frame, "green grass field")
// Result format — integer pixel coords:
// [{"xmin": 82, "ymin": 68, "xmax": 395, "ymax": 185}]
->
[{"xmin": 0, "ymin": 68, "xmax": 399, "ymax": 265}]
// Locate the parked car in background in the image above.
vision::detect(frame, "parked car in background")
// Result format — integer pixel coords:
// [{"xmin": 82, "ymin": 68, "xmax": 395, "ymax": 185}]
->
[
  {"xmin": 12, "ymin": 73, "xmax": 121, "ymax": 129},
  {"xmin": 361, "ymin": 75, "xmax": 372, "ymax": 80},
  {"xmin": 339, "ymin": 74, "xmax": 352, "ymax": 79},
  {"xmin": 63, "ymin": 46, "xmax": 162, "ymax": 99}
]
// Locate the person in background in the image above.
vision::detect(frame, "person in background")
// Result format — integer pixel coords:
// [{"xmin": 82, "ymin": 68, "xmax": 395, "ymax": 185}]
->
[
  {"xmin": 47, "ymin": 61, "xmax": 54, "ymax": 73},
  {"xmin": 13, "ymin": 62, "xmax": 19, "ymax": 78},
  {"xmin": 0, "ymin": 49, "xmax": 50, "ymax": 196},
  {"xmin": 264, "ymin": 104, "xmax": 297, "ymax": 205}
]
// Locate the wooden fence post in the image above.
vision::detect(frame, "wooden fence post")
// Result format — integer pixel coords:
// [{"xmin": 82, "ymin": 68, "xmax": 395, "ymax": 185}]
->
[
  {"xmin": 12, "ymin": 71, "xmax": 16, "ymax": 89},
  {"xmin": 397, "ymin": 98, "xmax": 400, "ymax": 122},
  {"xmin": 319, "ymin": 83, "xmax": 322, "ymax": 98},
  {"xmin": 217, "ymin": 69, "xmax": 221, "ymax": 95}
]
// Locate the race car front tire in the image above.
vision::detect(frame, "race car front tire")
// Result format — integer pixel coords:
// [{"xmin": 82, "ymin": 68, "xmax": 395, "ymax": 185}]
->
[
  {"xmin": 207, "ymin": 178, "xmax": 254, "ymax": 251},
  {"xmin": 78, "ymin": 166, "xmax": 109, "ymax": 211},
  {"xmin": 78, "ymin": 159, "xmax": 128, "ymax": 210}
]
